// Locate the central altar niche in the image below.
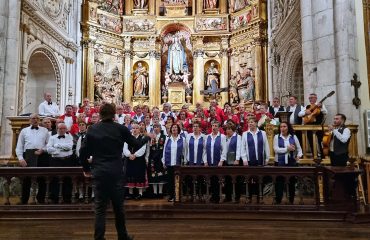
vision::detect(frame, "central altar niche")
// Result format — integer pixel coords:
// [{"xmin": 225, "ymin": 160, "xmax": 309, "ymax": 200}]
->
[{"xmin": 161, "ymin": 26, "xmax": 193, "ymax": 108}]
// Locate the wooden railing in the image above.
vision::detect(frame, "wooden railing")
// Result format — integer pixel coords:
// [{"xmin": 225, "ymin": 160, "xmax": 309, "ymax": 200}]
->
[
  {"xmin": 173, "ymin": 166, "xmax": 361, "ymax": 211},
  {"xmin": 0, "ymin": 167, "xmax": 88, "ymax": 205},
  {"xmin": 173, "ymin": 166, "xmax": 321, "ymax": 208}
]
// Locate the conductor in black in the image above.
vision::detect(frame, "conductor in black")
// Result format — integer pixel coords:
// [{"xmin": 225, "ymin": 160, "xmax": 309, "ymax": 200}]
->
[{"xmin": 80, "ymin": 103, "xmax": 150, "ymax": 240}]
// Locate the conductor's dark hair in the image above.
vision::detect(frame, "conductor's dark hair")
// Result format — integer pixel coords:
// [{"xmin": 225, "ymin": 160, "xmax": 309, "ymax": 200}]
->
[{"xmin": 99, "ymin": 103, "xmax": 116, "ymax": 121}]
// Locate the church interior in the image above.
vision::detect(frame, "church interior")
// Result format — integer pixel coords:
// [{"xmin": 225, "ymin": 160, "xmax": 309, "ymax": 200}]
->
[{"xmin": 1, "ymin": 0, "xmax": 370, "ymax": 239}]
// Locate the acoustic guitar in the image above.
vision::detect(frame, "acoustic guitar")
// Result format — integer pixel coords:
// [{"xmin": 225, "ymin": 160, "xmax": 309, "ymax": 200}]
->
[
  {"xmin": 321, "ymin": 116, "xmax": 332, "ymax": 157},
  {"xmin": 303, "ymin": 91, "xmax": 335, "ymax": 124}
]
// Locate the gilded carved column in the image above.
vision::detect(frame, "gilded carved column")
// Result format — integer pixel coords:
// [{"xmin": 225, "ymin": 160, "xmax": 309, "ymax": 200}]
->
[
  {"xmin": 124, "ymin": 37, "xmax": 133, "ymax": 104},
  {"xmin": 149, "ymin": 0, "xmax": 155, "ymax": 15},
  {"xmin": 155, "ymin": 50, "xmax": 162, "ymax": 106},
  {"xmin": 193, "ymin": 49, "xmax": 205, "ymax": 104},
  {"xmin": 197, "ymin": 0, "xmax": 203, "ymax": 14},
  {"xmin": 87, "ymin": 41, "xmax": 95, "ymax": 101},
  {"xmin": 148, "ymin": 50, "xmax": 157, "ymax": 107},
  {"xmin": 220, "ymin": 0, "xmax": 228, "ymax": 13},
  {"xmin": 220, "ymin": 36, "xmax": 229, "ymax": 106},
  {"xmin": 254, "ymin": 37, "xmax": 267, "ymax": 101}
]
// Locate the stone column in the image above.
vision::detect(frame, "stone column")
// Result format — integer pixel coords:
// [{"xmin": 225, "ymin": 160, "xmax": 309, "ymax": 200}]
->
[
  {"xmin": 254, "ymin": 38, "xmax": 266, "ymax": 101},
  {"xmin": 193, "ymin": 50, "xmax": 205, "ymax": 104},
  {"xmin": 148, "ymin": 50, "xmax": 157, "ymax": 107},
  {"xmin": 123, "ymin": 37, "xmax": 133, "ymax": 104},
  {"xmin": 0, "ymin": 0, "xmax": 21, "ymax": 156},
  {"xmin": 220, "ymin": 36, "xmax": 229, "ymax": 106},
  {"xmin": 17, "ymin": 23, "xmax": 29, "ymax": 114}
]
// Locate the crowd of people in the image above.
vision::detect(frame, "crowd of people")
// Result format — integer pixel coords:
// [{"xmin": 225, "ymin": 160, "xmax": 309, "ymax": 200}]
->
[{"xmin": 16, "ymin": 92, "xmax": 352, "ymax": 205}]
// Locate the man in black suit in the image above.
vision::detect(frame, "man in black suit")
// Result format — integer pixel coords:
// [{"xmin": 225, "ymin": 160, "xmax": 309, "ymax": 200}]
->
[
  {"xmin": 80, "ymin": 103, "xmax": 151, "ymax": 240},
  {"xmin": 268, "ymin": 97, "xmax": 285, "ymax": 117}
]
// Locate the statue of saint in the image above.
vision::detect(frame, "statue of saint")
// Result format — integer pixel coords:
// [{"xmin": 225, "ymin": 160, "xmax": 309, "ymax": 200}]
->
[
  {"xmin": 133, "ymin": 62, "xmax": 148, "ymax": 96},
  {"xmin": 166, "ymin": 35, "xmax": 188, "ymax": 76},
  {"xmin": 204, "ymin": 0, "xmax": 218, "ymax": 9},
  {"xmin": 206, "ymin": 62, "xmax": 220, "ymax": 91},
  {"xmin": 133, "ymin": 0, "xmax": 148, "ymax": 9}
]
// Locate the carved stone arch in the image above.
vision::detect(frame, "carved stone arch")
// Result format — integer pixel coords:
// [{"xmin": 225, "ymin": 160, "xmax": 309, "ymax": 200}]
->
[
  {"xmin": 19, "ymin": 46, "xmax": 62, "ymax": 114},
  {"xmin": 280, "ymin": 39, "xmax": 302, "ymax": 92}
]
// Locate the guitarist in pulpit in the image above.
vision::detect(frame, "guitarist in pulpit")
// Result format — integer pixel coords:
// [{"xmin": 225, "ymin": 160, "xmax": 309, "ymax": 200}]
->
[
  {"xmin": 299, "ymin": 93, "xmax": 330, "ymax": 159},
  {"xmin": 327, "ymin": 114, "xmax": 351, "ymax": 166}
]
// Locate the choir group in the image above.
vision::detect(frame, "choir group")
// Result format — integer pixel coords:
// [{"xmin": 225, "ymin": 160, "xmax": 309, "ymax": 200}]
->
[{"xmin": 16, "ymin": 92, "xmax": 351, "ymax": 204}]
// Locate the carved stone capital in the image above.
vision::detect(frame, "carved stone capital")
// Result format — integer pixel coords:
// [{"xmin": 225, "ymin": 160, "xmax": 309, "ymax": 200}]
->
[
  {"xmin": 193, "ymin": 49, "xmax": 204, "ymax": 58},
  {"xmin": 65, "ymin": 57, "xmax": 74, "ymax": 64},
  {"xmin": 148, "ymin": 50, "xmax": 157, "ymax": 58},
  {"xmin": 124, "ymin": 50, "xmax": 133, "ymax": 58}
]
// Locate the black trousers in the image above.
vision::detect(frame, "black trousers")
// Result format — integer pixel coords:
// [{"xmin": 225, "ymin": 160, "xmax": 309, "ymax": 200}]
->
[
  {"xmin": 94, "ymin": 176, "xmax": 129, "ymax": 240},
  {"xmin": 329, "ymin": 151, "xmax": 349, "ymax": 167},
  {"xmin": 275, "ymin": 176, "xmax": 296, "ymax": 204},
  {"xmin": 21, "ymin": 150, "xmax": 49, "ymax": 204},
  {"xmin": 49, "ymin": 157, "xmax": 73, "ymax": 203},
  {"xmin": 166, "ymin": 166, "xmax": 175, "ymax": 199},
  {"xmin": 307, "ymin": 130, "xmax": 323, "ymax": 157}
]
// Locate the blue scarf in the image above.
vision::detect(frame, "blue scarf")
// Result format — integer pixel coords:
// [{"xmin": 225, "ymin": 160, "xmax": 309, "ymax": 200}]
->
[
  {"xmin": 206, "ymin": 134, "xmax": 221, "ymax": 166},
  {"xmin": 247, "ymin": 131, "xmax": 264, "ymax": 166},
  {"xmin": 277, "ymin": 135, "xmax": 295, "ymax": 166},
  {"xmin": 189, "ymin": 135, "xmax": 204, "ymax": 165},
  {"xmin": 164, "ymin": 137, "xmax": 183, "ymax": 166}
]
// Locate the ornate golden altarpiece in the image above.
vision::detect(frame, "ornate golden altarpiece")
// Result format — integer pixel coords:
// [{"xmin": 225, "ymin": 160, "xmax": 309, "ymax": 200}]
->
[{"xmin": 81, "ymin": 0, "xmax": 267, "ymax": 109}]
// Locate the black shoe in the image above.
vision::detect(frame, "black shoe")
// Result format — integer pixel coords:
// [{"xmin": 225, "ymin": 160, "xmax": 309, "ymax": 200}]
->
[
  {"xmin": 168, "ymin": 197, "xmax": 174, "ymax": 202},
  {"xmin": 135, "ymin": 194, "xmax": 142, "ymax": 200}
]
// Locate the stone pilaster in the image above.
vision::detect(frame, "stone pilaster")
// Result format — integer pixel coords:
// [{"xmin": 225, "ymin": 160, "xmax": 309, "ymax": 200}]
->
[{"xmin": 220, "ymin": 36, "xmax": 229, "ymax": 106}]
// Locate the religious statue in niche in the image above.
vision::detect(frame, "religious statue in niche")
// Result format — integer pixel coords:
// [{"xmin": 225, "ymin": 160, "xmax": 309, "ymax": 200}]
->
[
  {"xmin": 236, "ymin": 68, "xmax": 255, "ymax": 101},
  {"xmin": 229, "ymin": 0, "xmax": 250, "ymax": 13},
  {"xmin": 98, "ymin": 0, "xmax": 124, "ymax": 15},
  {"xmin": 166, "ymin": 35, "xmax": 188, "ymax": 76},
  {"xmin": 133, "ymin": 0, "xmax": 148, "ymax": 9},
  {"xmin": 161, "ymin": 30, "xmax": 193, "ymax": 102},
  {"xmin": 205, "ymin": 62, "xmax": 220, "ymax": 91},
  {"xmin": 133, "ymin": 62, "xmax": 149, "ymax": 96},
  {"xmin": 204, "ymin": 0, "xmax": 218, "ymax": 9},
  {"xmin": 229, "ymin": 75, "xmax": 239, "ymax": 103}
]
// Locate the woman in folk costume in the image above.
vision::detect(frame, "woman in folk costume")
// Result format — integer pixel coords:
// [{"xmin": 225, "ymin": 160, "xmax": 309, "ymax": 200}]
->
[
  {"xmin": 205, "ymin": 120, "xmax": 226, "ymax": 203},
  {"xmin": 148, "ymin": 123, "xmax": 167, "ymax": 198},
  {"xmin": 220, "ymin": 121, "xmax": 242, "ymax": 202},
  {"xmin": 162, "ymin": 124, "xmax": 187, "ymax": 202},
  {"xmin": 123, "ymin": 123, "xmax": 148, "ymax": 200},
  {"xmin": 241, "ymin": 116, "xmax": 270, "ymax": 203},
  {"xmin": 185, "ymin": 121, "xmax": 206, "ymax": 200},
  {"xmin": 273, "ymin": 122, "xmax": 303, "ymax": 204}
]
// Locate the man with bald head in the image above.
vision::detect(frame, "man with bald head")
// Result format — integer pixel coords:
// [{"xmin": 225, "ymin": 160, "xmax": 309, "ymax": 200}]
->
[
  {"xmin": 38, "ymin": 92, "xmax": 60, "ymax": 117},
  {"xmin": 16, "ymin": 113, "xmax": 49, "ymax": 204}
]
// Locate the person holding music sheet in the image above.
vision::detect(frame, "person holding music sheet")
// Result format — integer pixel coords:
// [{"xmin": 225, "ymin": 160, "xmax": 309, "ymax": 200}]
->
[
  {"xmin": 327, "ymin": 114, "xmax": 351, "ymax": 166},
  {"xmin": 299, "ymin": 93, "xmax": 328, "ymax": 159},
  {"xmin": 205, "ymin": 120, "xmax": 226, "ymax": 203},
  {"xmin": 268, "ymin": 97, "xmax": 285, "ymax": 117},
  {"xmin": 220, "ymin": 121, "xmax": 242, "ymax": 202},
  {"xmin": 16, "ymin": 113, "xmax": 49, "ymax": 204},
  {"xmin": 241, "ymin": 116, "xmax": 270, "ymax": 203},
  {"xmin": 273, "ymin": 122, "xmax": 303, "ymax": 204},
  {"xmin": 162, "ymin": 124, "xmax": 187, "ymax": 202}
]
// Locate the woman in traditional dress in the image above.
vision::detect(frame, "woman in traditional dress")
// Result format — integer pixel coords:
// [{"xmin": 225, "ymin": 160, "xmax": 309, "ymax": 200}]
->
[
  {"xmin": 123, "ymin": 123, "xmax": 148, "ymax": 200},
  {"xmin": 148, "ymin": 123, "xmax": 167, "ymax": 198}
]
